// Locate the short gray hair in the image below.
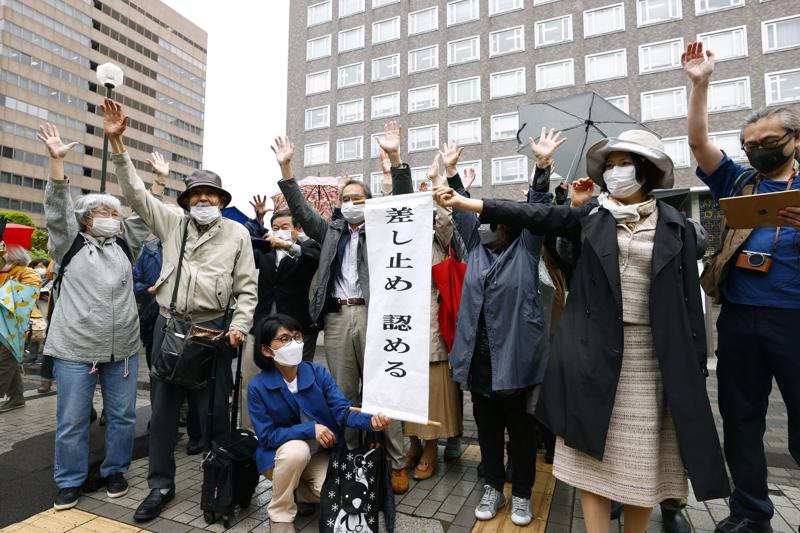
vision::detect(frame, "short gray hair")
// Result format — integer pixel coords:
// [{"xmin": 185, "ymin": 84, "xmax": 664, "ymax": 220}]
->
[
  {"xmin": 741, "ymin": 107, "xmax": 800, "ymax": 141},
  {"xmin": 6, "ymin": 245, "xmax": 31, "ymax": 267},
  {"xmin": 74, "ymin": 193, "xmax": 122, "ymax": 228}
]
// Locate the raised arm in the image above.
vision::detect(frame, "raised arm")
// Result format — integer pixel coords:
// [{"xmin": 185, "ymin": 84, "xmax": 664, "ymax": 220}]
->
[
  {"xmin": 377, "ymin": 121, "xmax": 413, "ymax": 195},
  {"xmin": 272, "ymin": 136, "xmax": 330, "ymax": 244},
  {"xmin": 426, "ymin": 153, "xmax": 454, "ymax": 250},
  {"xmin": 682, "ymin": 42, "xmax": 724, "ymax": 175},
  {"xmin": 38, "ymin": 123, "xmax": 80, "ymax": 262},
  {"xmin": 521, "ymin": 128, "xmax": 566, "ymax": 249}
]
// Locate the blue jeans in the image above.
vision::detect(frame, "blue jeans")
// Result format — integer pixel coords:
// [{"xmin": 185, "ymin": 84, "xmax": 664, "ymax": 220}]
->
[{"xmin": 53, "ymin": 355, "xmax": 139, "ymax": 489}]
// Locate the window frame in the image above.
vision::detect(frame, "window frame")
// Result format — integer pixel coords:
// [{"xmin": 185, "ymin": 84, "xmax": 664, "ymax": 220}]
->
[
  {"xmin": 372, "ymin": 0, "xmax": 400, "ymax": 7},
  {"xmin": 585, "ymin": 48, "xmax": 628, "ymax": 83},
  {"xmin": 306, "ymin": 34, "xmax": 332, "ymax": 61},
  {"xmin": 371, "ymin": 91, "xmax": 401, "ymax": 119},
  {"xmin": 305, "ymin": 69, "xmax": 331, "ymax": 95},
  {"xmin": 762, "ymin": 15, "xmax": 800, "ymax": 53},
  {"xmin": 305, "ymin": 105, "xmax": 331, "ymax": 131},
  {"xmin": 336, "ymin": 98, "xmax": 365, "ymax": 125},
  {"xmin": 447, "ymin": 0, "xmax": 480, "ymax": 27},
  {"xmin": 491, "ymin": 155, "xmax": 528, "ymax": 184},
  {"xmin": 372, "ymin": 54, "xmax": 401, "ymax": 82},
  {"xmin": 372, "ymin": 16, "xmax": 401, "ymax": 44},
  {"xmin": 491, "ymin": 112, "xmax": 520, "ymax": 141},
  {"xmin": 661, "ymin": 136, "xmax": 691, "ymax": 168},
  {"xmin": 408, "ymin": 124, "xmax": 441, "ymax": 153},
  {"xmin": 490, "ymin": 67, "xmax": 527, "ymax": 99},
  {"xmin": 606, "ymin": 95, "xmax": 630, "ymax": 113},
  {"xmin": 339, "ymin": 0, "xmax": 365, "ymax": 18},
  {"xmin": 535, "ymin": 58, "xmax": 575, "ymax": 91},
  {"xmin": 489, "ymin": 0, "xmax": 524, "ymax": 17},
  {"xmin": 408, "ymin": 44, "xmax": 439, "ymax": 74},
  {"xmin": 447, "ymin": 76, "xmax": 482, "ymax": 106},
  {"xmin": 490, "ymin": 25, "xmax": 526, "ymax": 57},
  {"xmin": 765, "ymin": 68, "xmax": 800, "ymax": 106},
  {"xmin": 640, "ymin": 86, "xmax": 688, "ymax": 122},
  {"xmin": 336, "ymin": 136, "xmax": 364, "ymax": 162},
  {"xmin": 307, "ymin": 0, "xmax": 333, "ymax": 27},
  {"xmin": 697, "ymin": 26, "xmax": 748, "ymax": 62},
  {"xmin": 337, "ymin": 62, "xmax": 365, "ymax": 88},
  {"xmin": 448, "ymin": 117, "xmax": 482, "ymax": 145},
  {"xmin": 456, "ymin": 160, "xmax": 483, "ymax": 187},
  {"xmin": 447, "ymin": 35, "xmax": 481, "ymax": 65},
  {"xmin": 636, "ymin": 0, "xmax": 682, "ymax": 27},
  {"xmin": 695, "ymin": 0, "xmax": 744, "ymax": 16},
  {"xmin": 408, "ymin": 6, "xmax": 439, "ymax": 36},
  {"xmin": 708, "ymin": 129, "xmax": 748, "ymax": 161},
  {"xmin": 534, "ymin": 14, "xmax": 574, "ymax": 48},
  {"xmin": 304, "ymin": 141, "xmax": 330, "ymax": 167},
  {"xmin": 408, "ymin": 84, "xmax": 440, "ymax": 113},
  {"xmin": 338, "ymin": 25, "xmax": 365, "ymax": 53},
  {"xmin": 707, "ymin": 76, "xmax": 751, "ymax": 113},
  {"xmin": 583, "ymin": 3, "xmax": 625, "ymax": 38},
  {"xmin": 638, "ymin": 38, "xmax": 684, "ymax": 74}
]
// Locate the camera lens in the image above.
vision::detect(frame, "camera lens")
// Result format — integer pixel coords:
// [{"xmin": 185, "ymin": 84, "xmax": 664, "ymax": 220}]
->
[{"xmin": 747, "ymin": 253, "xmax": 766, "ymax": 267}]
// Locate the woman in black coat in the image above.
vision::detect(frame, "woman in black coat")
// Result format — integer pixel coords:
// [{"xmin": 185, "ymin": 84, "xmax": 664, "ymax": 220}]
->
[{"xmin": 434, "ymin": 129, "xmax": 729, "ymax": 533}]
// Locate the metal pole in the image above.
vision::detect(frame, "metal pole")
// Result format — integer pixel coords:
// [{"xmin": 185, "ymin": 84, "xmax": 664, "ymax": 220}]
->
[{"xmin": 99, "ymin": 84, "xmax": 113, "ymax": 193}]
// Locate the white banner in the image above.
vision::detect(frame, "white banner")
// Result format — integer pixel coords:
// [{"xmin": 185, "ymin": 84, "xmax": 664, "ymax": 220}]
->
[{"xmin": 361, "ymin": 192, "xmax": 433, "ymax": 424}]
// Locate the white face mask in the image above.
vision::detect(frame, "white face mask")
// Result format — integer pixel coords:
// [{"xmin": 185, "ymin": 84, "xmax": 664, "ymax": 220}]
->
[
  {"xmin": 340, "ymin": 202, "xmax": 365, "ymax": 224},
  {"xmin": 273, "ymin": 341, "xmax": 304, "ymax": 367},
  {"xmin": 296, "ymin": 232, "xmax": 308, "ymax": 242},
  {"xmin": 603, "ymin": 165, "xmax": 641, "ymax": 199},
  {"xmin": 91, "ymin": 217, "xmax": 121, "ymax": 237},
  {"xmin": 190, "ymin": 205, "xmax": 221, "ymax": 225},
  {"xmin": 36, "ymin": 267, "xmax": 47, "ymax": 276},
  {"xmin": 273, "ymin": 229, "xmax": 293, "ymax": 242}
]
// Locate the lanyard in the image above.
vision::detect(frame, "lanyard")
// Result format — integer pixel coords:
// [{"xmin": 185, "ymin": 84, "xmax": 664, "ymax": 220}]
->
[{"xmin": 753, "ymin": 173, "xmax": 797, "ymax": 252}]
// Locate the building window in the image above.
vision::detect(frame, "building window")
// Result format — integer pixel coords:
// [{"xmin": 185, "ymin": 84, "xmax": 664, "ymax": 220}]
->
[
  {"xmin": 490, "ymin": 0, "xmax": 523, "ymax": 16},
  {"xmin": 371, "ymin": 92, "xmax": 400, "ymax": 119},
  {"xmin": 708, "ymin": 77, "xmax": 751, "ymax": 112},
  {"xmin": 766, "ymin": 68, "xmax": 800, "ymax": 105},
  {"xmin": 373, "ymin": 16, "xmax": 401, "ymax": 44},
  {"xmin": 491, "ymin": 68, "xmax": 526, "ymax": 99},
  {"xmin": 535, "ymin": 15, "xmax": 573, "ymax": 47},
  {"xmin": 637, "ymin": 0, "xmax": 682, "ymax": 26},
  {"xmin": 586, "ymin": 49, "xmax": 627, "ymax": 83},
  {"xmin": 447, "ymin": 0, "xmax": 479, "ymax": 26},
  {"xmin": 448, "ymin": 76, "xmax": 481, "ymax": 105},
  {"xmin": 373, "ymin": 0, "xmax": 399, "ymax": 6},
  {"xmin": 490, "ymin": 26, "xmax": 525, "ymax": 56},
  {"xmin": 536, "ymin": 59, "xmax": 575, "ymax": 91},
  {"xmin": 695, "ymin": 0, "xmax": 744, "ymax": 15},
  {"xmin": 584, "ymin": 3, "xmax": 625, "ymax": 38},
  {"xmin": 641, "ymin": 86, "xmax": 687, "ymax": 121},
  {"xmin": 408, "ymin": 125, "xmax": 440, "ymax": 152},
  {"xmin": 304, "ymin": 142, "xmax": 329, "ymax": 167},
  {"xmin": 457, "ymin": 160, "xmax": 483, "ymax": 187},
  {"xmin": 534, "ymin": 0, "xmax": 559, "ymax": 4},
  {"xmin": 371, "ymin": 133, "xmax": 386, "ymax": 158},
  {"xmin": 306, "ymin": 70, "xmax": 331, "ymax": 95},
  {"xmin": 699, "ymin": 27, "xmax": 747, "ymax": 61},
  {"xmin": 370, "ymin": 172, "xmax": 383, "ymax": 195},
  {"xmin": 662, "ymin": 136, "xmax": 691, "ymax": 167},
  {"xmin": 709, "ymin": 130, "xmax": 747, "ymax": 160},
  {"xmin": 411, "ymin": 167, "xmax": 428, "ymax": 190},
  {"xmin": 491, "ymin": 112, "xmax": 519, "ymax": 141},
  {"xmin": 408, "ymin": 85, "xmax": 439, "ymax": 113},
  {"xmin": 409, "ymin": 6, "xmax": 438, "ymax": 35},
  {"xmin": 305, "ymin": 105, "xmax": 330, "ymax": 130},
  {"xmin": 339, "ymin": 0, "xmax": 365, "ymax": 18},
  {"xmin": 308, "ymin": 1, "xmax": 332, "ymax": 26},
  {"xmin": 409, "ymin": 45, "xmax": 439, "ymax": 73},
  {"xmin": 338, "ymin": 62, "xmax": 364, "ymax": 88},
  {"xmin": 448, "ymin": 36, "xmax": 481, "ymax": 65},
  {"xmin": 337, "ymin": 137, "xmax": 363, "ymax": 162},
  {"xmin": 492, "ymin": 156, "xmax": 527, "ymax": 184},
  {"xmin": 372, "ymin": 54, "xmax": 400, "ymax": 81},
  {"xmin": 337, "ymin": 99, "xmax": 364, "ymax": 124},
  {"xmin": 339, "ymin": 26, "xmax": 365, "ymax": 52},
  {"xmin": 607, "ymin": 95, "xmax": 629, "ymax": 113},
  {"xmin": 639, "ymin": 38, "xmax": 683, "ymax": 74},
  {"xmin": 306, "ymin": 35, "xmax": 331, "ymax": 60},
  {"xmin": 762, "ymin": 16, "xmax": 800, "ymax": 53},
  {"xmin": 448, "ymin": 118, "xmax": 482, "ymax": 145}
]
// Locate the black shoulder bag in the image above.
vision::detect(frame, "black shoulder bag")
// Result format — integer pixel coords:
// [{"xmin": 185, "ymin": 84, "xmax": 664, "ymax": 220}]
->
[{"xmin": 152, "ymin": 220, "xmax": 230, "ymax": 389}]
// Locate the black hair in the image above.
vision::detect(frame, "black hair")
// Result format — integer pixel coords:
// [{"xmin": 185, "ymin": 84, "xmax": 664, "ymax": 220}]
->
[
  {"xmin": 253, "ymin": 313, "xmax": 304, "ymax": 371},
  {"xmin": 631, "ymin": 154, "xmax": 662, "ymax": 195},
  {"xmin": 270, "ymin": 209, "xmax": 297, "ymax": 228},
  {"xmin": 339, "ymin": 179, "xmax": 372, "ymax": 200}
]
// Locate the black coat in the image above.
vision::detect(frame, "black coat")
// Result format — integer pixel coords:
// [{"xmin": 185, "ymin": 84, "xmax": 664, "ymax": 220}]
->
[
  {"xmin": 480, "ymin": 198, "xmax": 730, "ymax": 502},
  {"xmin": 253, "ymin": 238, "xmax": 321, "ymax": 332}
]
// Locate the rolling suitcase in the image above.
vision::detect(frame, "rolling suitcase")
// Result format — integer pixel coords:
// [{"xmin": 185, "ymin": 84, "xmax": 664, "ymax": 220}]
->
[{"xmin": 200, "ymin": 344, "xmax": 260, "ymax": 527}]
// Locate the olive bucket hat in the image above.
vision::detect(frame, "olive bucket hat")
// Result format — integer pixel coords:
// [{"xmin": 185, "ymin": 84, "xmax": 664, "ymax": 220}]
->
[
  {"xmin": 177, "ymin": 169, "xmax": 232, "ymax": 210},
  {"xmin": 586, "ymin": 129, "xmax": 675, "ymax": 190}
]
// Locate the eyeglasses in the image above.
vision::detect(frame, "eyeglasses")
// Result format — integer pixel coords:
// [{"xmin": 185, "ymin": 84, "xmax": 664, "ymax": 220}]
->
[
  {"xmin": 741, "ymin": 130, "xmax": 795, "ymax": 153},
  {"xmin": 272, "ymin": 333, "xmax": 304, "ymax": 346}
]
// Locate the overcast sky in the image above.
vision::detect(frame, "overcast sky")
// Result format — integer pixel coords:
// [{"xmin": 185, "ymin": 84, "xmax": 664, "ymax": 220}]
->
[{"xmin": 161, "ymin": 0, "xmax": 290, "ymax": 216}]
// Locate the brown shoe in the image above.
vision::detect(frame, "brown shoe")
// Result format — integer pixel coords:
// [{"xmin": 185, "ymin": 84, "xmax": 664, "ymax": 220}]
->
[
  {"xmin": 412, "ymin": 458, "xmax": 437, "ymax": 480},
  {"xmin": 37, "ymin": 379, "xmax": 53, "ymax": 394},
  {"xmin": 391, "ymin": 468, "xmax": 409, "ymax": 494},
  {"xmin": 405, "ymin": 446, "xmax": 423, "ymax": 472}
]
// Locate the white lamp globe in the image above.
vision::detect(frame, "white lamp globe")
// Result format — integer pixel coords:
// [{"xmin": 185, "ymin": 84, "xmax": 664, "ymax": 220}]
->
[{"xmin": 96, "ymin": 62, "xmax": 124, "ymax": 88}]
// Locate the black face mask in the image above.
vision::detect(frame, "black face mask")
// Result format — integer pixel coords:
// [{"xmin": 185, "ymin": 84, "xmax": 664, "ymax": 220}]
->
[{"xmin": 746, "ymin": 139, "xmax": 795, "ymax": 174}]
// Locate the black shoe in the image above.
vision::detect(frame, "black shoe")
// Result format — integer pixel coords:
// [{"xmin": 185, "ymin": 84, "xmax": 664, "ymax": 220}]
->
[
  {"xmin": 715, "ymin": 515, "xmax": 773, "ymax": 533},
  {"xmin": 186, "ymin": 439, "xmax": 205, "ymax": 455},
  {"xmin": 54, "ymin": 487, "xmax": 80, "ymax": 511},
  {"xmin": 106, "ymin": 473, "xmax": 129, "ymax": 498},
  {"xmin": 297, "ymin": 502, "xmax": 317, "ymax": 516},
  {"xmin": 134, "ymin": 488, "xmax": 175, "ymax": 522},
  {"xmin": 610, "ymin": 501, "xmax": 624, "ymax": 521},
  {"xmin": 89, "ymin": 407, "xmax": 98, "ymax": 424},
  {"xmin": 662, "ymin": 508, "xmax": 691, "ymax": 533},
  {"xmin": 81, "ymin": 474, "xmax": 107, "ymax": 495}
]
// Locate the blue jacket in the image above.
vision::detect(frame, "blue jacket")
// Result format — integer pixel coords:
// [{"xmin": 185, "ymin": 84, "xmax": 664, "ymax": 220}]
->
[
  {"xmin": 248, "ymin": 361, "xmax": 374, "ymax": 473},
  {"xmin": 132, "ymin": 239, "xmax": 162, "ymax": 346},
  {"xmin": 448, "ymin": 173, "xmax": 550, "ymax": 392}
]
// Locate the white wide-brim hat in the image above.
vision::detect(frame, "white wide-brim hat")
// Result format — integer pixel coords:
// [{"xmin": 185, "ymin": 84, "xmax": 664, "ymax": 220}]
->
[{"xmin": 586, "ymin": 129, "xmax": 674, "ymax": 190}]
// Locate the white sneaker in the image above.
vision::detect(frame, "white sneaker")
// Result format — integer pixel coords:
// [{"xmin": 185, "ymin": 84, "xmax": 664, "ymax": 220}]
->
[
  {"xmin": 474, "ymin": 485, "xmax": 506, "ymax": 520},
  {"xmin": 511, "ymin": 496, "xmax": 533, "ymax": 526}
]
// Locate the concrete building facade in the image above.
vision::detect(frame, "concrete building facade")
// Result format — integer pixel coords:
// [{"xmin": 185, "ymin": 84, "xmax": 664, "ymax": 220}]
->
[
  {"xmin": 285, "ymin": 0, "xmax": 800, "ymax": 229},
  {"xmin": 0, "ymin": 0, "xmax": 206, "ymax": 225}
]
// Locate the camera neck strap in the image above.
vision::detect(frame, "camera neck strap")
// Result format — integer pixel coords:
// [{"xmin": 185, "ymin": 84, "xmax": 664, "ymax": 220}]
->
[{"xmin": 753, "ymin": 173, "xmax": 796, "ymax": 252}]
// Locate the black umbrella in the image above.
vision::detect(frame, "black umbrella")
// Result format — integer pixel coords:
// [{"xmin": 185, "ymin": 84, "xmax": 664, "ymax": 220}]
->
[
  {"xmin": 652, "ymin": 188, "xmax": 691, "ymax": 211},
  {"xmin": 516, "ymin": 91, "xmax": 658, "ymax": 182}
]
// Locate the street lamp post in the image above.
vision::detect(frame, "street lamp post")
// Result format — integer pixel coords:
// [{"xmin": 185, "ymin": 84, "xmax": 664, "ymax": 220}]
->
[{"xmin": 96, "ymin": 63, "xmax": 124, "ymax": 193}]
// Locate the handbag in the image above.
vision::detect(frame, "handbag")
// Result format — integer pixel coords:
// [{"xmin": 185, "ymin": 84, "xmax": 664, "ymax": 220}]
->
[
  {"xmin": 152, "ymin": 219, "xmax": 229, "ymax": 390},
  {"xmin": 318, "ymin": 413, "xmax": 395, "ymax": 533}
]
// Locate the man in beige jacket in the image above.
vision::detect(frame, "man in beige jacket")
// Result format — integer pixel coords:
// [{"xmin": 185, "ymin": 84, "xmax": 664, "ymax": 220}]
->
[{"xmin": 100, "ymin": 98, "xmax": 258, "ymax": 522}]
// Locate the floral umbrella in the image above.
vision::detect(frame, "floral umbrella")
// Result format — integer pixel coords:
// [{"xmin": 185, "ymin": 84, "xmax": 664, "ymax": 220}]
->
[
  {"xmin": 272, "ymin": 176, "xmax": 341, "ymax": 221},
  {"xmin": 0, "ymin": 279, "xmax": 39, "ymax": 362}
]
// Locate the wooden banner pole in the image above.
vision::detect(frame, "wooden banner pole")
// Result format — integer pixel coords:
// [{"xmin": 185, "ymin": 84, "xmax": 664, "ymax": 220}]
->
[{"xmin": 349, "ymin": 406, "xmax": 441, "ymax": 428}]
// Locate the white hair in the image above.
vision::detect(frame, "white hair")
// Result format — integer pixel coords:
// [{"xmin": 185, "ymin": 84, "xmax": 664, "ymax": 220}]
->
[
  {"xmin": 6, "ymin": 245, "xmax": 31, "ymax": 267},
  {"xmin": 74, "ymin": 193, "xmax": 122, "ymax": 228}
]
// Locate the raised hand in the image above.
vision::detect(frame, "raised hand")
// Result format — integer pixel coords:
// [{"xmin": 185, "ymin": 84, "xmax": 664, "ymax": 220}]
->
[
  {"xmin": 147, "ymin": 152, "xmax": 169, "ymax": 179},
  {"xmin": 571, "ymin": 177, "xmax": 596, "ymax": 207},
  {"xmin": 426, "ymin": 152, "xmax": 444, "ymax": 188},
  {"xmin": 433, "ymin": 186, "xmax": 462, "ymax": 208},
  {"xmin": 377, "ymin": 121, "xmax": 401, "ymax": 158},
  {"xmin": 100, "ymin": 98, "xmax": 128, "ymax": 138},
  {"xmin": 379, "ymin": 148, "xmax": 392, "ymax": 175},
  {"xmin": 271, "ymin": 136, "xmax": 294, "ymax": 179},
  {"xmin": 682, "ymin": 41, "xmax": 715, "ymax": 85},
  {"xmin": 462, "ymin": 168, "xmax": 477, "ymax": 192},
  {"xmin": 249, "ymin": 195, "xmax": 271, "ymax": 221},
  {"xmin": 529, "ymin": 127, "xmax": 567, "ymax": 165},
  {"xmin": 439, "ymin": 140, "xmax": 464, "ymax": 176},
  {"xmin": 37, "ymin": 123, "xmax": 78, "ymax": 160}
]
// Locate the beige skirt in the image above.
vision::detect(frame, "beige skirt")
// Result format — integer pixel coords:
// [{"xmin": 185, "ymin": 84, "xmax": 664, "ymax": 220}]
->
[
  {"xmin": 553, "ymin": 325, "xmax": 688, "ymax": 507},
  {"xmin": 405, "ymin": 361, "xmax": 462, "ymax": 440}
]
